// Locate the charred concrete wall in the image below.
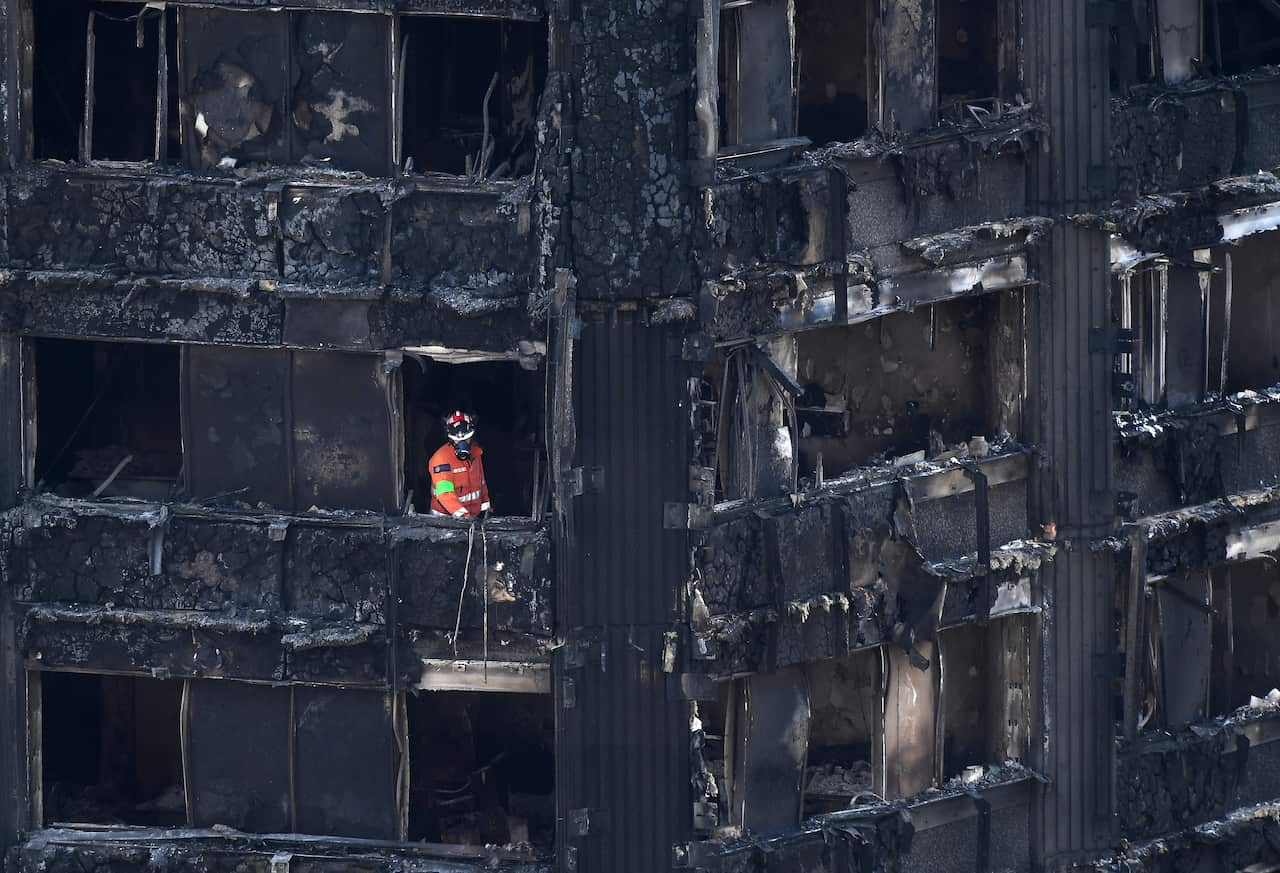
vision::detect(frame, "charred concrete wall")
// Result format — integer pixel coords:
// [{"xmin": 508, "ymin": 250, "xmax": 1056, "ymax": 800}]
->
[{"xmin": 1, "ymin": 500, "xmax": 553, "ymax": 684}]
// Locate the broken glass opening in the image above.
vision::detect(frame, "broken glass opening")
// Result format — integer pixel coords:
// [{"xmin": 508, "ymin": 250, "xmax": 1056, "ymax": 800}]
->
[
  {"xmin": 40, "ymin": 671, "xmax": 185, "ymax": 827},
  {"xmin": 399, "ymin": 16, "xmax": 546, "ymax": 178},
  {"xmin": 795, "ymin": 0, "xmax": 869, "ymax": 144},
  {"xmin": 718, "ymin": 0, "xmax": 795, "ymax": 150},
  {"xmin": 30, "ymin": 0, "xmax": 178, "ymax": 162},
  {"xmin": 793, "ymin": 296, "xmax": 1016, "ymax": 478},
  {"xmin": 406, "ymin": 690, "xmax": 554, "ymax": 848},
  {"xmin": 937, "ymin": 0, "xmax": 999, "ymax": 116},
  {"xmin": 1225, "ymin": 233, "xmax": 1280, "ymax": 394},
  {"xmin": 33, "ymin": 338, "xmax": 182, "ymax": 500},
  {"xmin": 402, "ymin": 357, "xmax": 546, "ymax": 518},
  {"xmin": 804, "ymin": 649, "xmax": 882, "ymax": 815},
  {"xmin": 1214, "ymin": 0, "xmax": 1280, "ymax": 74}
]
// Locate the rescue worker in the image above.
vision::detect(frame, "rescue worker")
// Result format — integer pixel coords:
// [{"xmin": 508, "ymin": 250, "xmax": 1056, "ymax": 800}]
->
[{"xmin": 428, "ymin": 411, "xmax": 491, "ymax": 519}]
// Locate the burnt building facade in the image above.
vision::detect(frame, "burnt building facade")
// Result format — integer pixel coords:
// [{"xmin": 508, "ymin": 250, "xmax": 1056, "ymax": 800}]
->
[{"xmin": 3, "ymin": 0, "xmax": 1280, "ymax": 872}]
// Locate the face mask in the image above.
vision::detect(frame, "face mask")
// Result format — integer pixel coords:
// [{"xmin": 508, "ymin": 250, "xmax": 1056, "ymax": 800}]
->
[{"xmin": 452, "ymin": 439, "xmax": 472, "ymax": 460}]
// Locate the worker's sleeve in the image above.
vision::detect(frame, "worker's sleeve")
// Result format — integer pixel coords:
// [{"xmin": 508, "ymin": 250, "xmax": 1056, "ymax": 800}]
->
[
  {"xmin": 478, "ymin": 457, "xmax": 491, "ymax": 513},
  {"xmin": 430, "ymin": 466, "xmax": 468, "ymax": 517}
]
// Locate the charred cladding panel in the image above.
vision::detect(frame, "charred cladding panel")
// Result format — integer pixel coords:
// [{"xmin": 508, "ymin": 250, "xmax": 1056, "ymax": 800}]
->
[
  {"xmin": 186, "ymin": 345, "xmax": 292, "ymax": 509},
  {"xmin": 289, "ymin": 13, "xmax": 390, "ymax": 175},
  {"xmin": 186, "ymin": 347, "xmax": 396, "ymax": 512},
  {"xmin": 181, "ymin": 8, "xmax": 290, "ymax": 169},
  {"xmin": 186, "ymin": 680, "xmax": 292, "ymax": 833},
  {"xmin": 293, "ymin": 687, "xmax": 398, "ymax": 840},
  {"xmin": 291, "ymin": 350, "xmax": 397, "ymax": 513}
]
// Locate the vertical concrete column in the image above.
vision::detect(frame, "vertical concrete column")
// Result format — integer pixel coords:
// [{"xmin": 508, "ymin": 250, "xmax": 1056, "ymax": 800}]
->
[
  {"xmin": 0, "ymin": 333, "xmax": 25, "ymax": 865},
  {"xmin": 0, "ymin": 333, "xmax": 21, "ymax": 510},
  {"xmin": 1022, "ymin": 0, "xmax": 1117, "ymax": 862}
]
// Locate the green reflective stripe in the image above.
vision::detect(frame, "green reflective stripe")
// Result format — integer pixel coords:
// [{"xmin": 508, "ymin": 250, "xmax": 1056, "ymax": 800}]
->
[{"xmin": 434, "ymin": 480, "xmax": 456, "ymax": 496}]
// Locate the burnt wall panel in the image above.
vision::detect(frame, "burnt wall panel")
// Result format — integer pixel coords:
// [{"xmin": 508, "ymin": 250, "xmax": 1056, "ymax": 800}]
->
[
  {"xmin": 187, "ymin": 680, "xmax": 292, "ymax": 832},
  {"xmin": 912, "ymin": 480, "xmax": 1028, "ymax": 562},
  {"xmin": 24, "ymin": 620, "xmax": 285, "ymax": 681},
  {"xmin": 293, "ymin": 686, "xmax": 397, "ymax": 839},
  {"xmin": 285, "ymin": 526, "xmax": 386, "ymax": 622},
  {"xmin": 389, "ymin": 190, "xmax": 532, "ymax": 296},
  {"xmin": 282, "ymin": 188, "xmax": 384, "ymax": 287},
  {"xmin": 186, "ymin": 345, "xmax": 292, "ymax": 509},
  {"xmin": 21, "ymin": 514, "xmax": 155, "ymax": 606},
  {"xmin": 12, "ymin": 279, "xmax": 284, "ymax": 346},
  {"xmin": 290, "ymin": 350, "xmax": 397, "ymax": 512},
  {"xmin": 396, "ymin": 526, "xmax": 552, "ymax": 638},
  {"xmin": 568, "ymin": 6, "xmax": 688, "ymax": 299},
  {"xmin": 8, "ymin": 175, "xmax": 156, "ymax": 272},
  {"xmin": 155, "ymin": 183, "xmax": 276, "ymax": 278},
  {"xmin": 289, "ymin": 13, "xmax": 390, "ymax": 175},
  {"xmin": 182, "ymin": 8, "xmax": 290, "ymax": 170},
  {"xmin": 162, "ymin": 518, "xmax": 283, "ymax": 611}
]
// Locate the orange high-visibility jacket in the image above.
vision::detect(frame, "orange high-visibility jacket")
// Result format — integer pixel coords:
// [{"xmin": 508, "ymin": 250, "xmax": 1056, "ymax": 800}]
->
[{"xmin": 428, "ymin": 443, "xmax": 491, "ymax": 518}]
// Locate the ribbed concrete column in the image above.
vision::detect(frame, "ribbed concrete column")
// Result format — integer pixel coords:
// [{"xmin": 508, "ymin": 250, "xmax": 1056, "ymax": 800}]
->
[{"xmin": 1022, "ymin": 0, "xmax": 1118, "ymax": 865}]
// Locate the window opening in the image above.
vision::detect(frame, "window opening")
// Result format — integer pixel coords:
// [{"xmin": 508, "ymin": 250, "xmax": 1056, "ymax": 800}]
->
[
  {"xmin": 406, "ymin": 691, "xmax": 554, "ymax": 848},
  {"xmin": 804, "ymin": 649, "xmax": 882, "ymax": 815},
  {"xmin": 793, "ymin": 296, "xmax": 1010, "ymax": 480},
  {"xmin": 938, "ymin": 0, "xmax": 999, "ymax": 118},
  {"xmin": 795, "ymin": 0, "xmax": 869, "ymax": 144},
  {"xmin": 1226, "ymin": 232, "xmax": 1280, "ymax": 394},
  {"xmin": 402, "ymin": 356, "xmax": 545, "ymax": 518},
  {"xmin": 31, "ymin": 0, "xmax": 178, "ymax": 161},
  {"xmin": 717, "ymin": 0, "xmax": 795, "ymax": 150},
  {"xmin": 1217, "ymin": 0, "xmax": 1280, "ymax": 73},
  {"xmin": 33, "ymin": 339, "xmax": 182, "ymax": 500},
  {"xmin": 938, "ymin": 619, "xmax": 1031, "ymax": 781},
  {"xmin": 40, "ymin": 672, "xmax": 185, "ymax": 826},
  {"xmin": 399, "ymin": 16, "xmax": 546, "ymax": 178},
  {"xmin": 1223, "ymin": 559, "xmax": 1280, "ymax": 711}
]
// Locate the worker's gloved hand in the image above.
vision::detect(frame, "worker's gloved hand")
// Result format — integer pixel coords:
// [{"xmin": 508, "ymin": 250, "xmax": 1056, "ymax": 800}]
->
[
  {"xmin": 451, "ymin": 508, "xmax": 469, "ymax": 519},
  {"xmin": 478, "ymin": 510, "xmax": 491, "ymax": 520}
]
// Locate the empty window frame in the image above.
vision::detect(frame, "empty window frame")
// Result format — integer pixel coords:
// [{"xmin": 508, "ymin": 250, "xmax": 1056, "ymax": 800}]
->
[
  {"xmin": 1115, "ymin": 254, "xmax": 1215, "ymax": 410},
  {"xmin": 1211, "ymin": 559, "xmax": 1280, "ymax": 717},
  {"xmin": 793, "ymin": 292, "xmax": 1025, "ymax": 479},
  {"xmin": 28, "ymin": 0, "xmax": 179, "ymax": 162},
  {"xmin": 718, "ymin": 0, "xmax": 796, "ymax": 150},
  {"xmin": 406, "ymin": 690, "xmax": 554, "ymax": 848},
  {"xmin": 796, "ymin": 0, "xmax": 870, "ymax": 144},
  {"xmin": 37, "ymin": 671, "xmax": 185, "ymax": 827},
  {"xmin": 1224, "ymin": 233, "xmax": 1280, "ymax": 394},
  {"xmin": 804, "ymin": 648, "xmax": 883, "ymax": 816},
  {"xmin": 1214, "ymin": 0, "xmax": 1280, "ymax": 74},
  {"xmin": 402, "ymin": 355, "xmax": 546, "ymax": 518},
  {"xmin": 398, "ymin": 16, "xmax": 547, "ymax": 178},
  {"xmin": 31, "ymin": 338, "xmax": 182, "ymax": 500},
  {"xmin": 937, "ymin": 0, "xmax": 1000, "ymax": 114},
  {"xmin": 938, "ymin": 616, "xmax": 1033, "ymax": 781}
]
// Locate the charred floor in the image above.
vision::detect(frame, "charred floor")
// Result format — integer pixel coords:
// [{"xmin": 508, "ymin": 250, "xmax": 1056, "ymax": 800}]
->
[{"xmin": 3, "ymin": 0, "xmax": 1280, "ymax": 872}]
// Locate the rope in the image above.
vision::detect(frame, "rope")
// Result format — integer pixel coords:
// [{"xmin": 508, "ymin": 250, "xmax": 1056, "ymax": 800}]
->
[
  {"xmin": 451, "ymin": 522, "xmax": 476, "ymax": 658},
  {"xmin": 481, "ymin": 518, "xmax": 489, "ymax": 682}
]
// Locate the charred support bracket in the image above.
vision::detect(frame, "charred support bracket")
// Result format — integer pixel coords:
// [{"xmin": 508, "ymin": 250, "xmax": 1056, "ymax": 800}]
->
[
  {"xmin": 964, "ymin": 789, "xmax": 992, "ymax": 873},
  {"xmin": 664, "ymin": 503, "xmax": 713, "ymax": 530},
  {"xmin": 962, "ymin": 464, "xmax": 992, "ymax": 625},
  {"xmin": 563, "ymin": 466, "xmax": 605, "ymax": 497},
  {"xmin": 1123, "ymin": 525, "xmax": 1149, "ymax": 742}
]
